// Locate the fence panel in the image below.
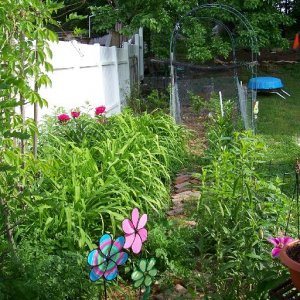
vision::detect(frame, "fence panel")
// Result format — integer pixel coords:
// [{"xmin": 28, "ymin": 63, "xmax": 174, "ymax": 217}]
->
[
  {"xmin": 25, "ymin": 28, "xmax": 143, "ymax": 120},
  {"xmin": 117, "ymin": 45, "xmax": 130, "ymax": 110}
]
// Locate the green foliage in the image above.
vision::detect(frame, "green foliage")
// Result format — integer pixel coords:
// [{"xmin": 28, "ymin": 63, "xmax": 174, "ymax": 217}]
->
[
  {"xmin": 189, "ymin": 92, "xmax": 225, "ymax": 115},
  {"xmin": 0, "ymin": 1, "xmax": 61, "ymax": 298},
  {"xmin": 1, "ymin": 109, "xmax": 188, "ymax": 298},
  {"xmin": 1, "ymin": 235, "xmax": 97, "ymax": 300},
  {"xmin": 0, "ymin": 0, "xmax": 59, "ymax": 225},
  {"xmin": 91, "ymin": 5, "xmax": 121, "ymax": 34},
  {"xmin": 146, "ymin": 218, "xmax": 200, "ymax": 284},
  {"xmin": 88, "ymin": 0, "xmax": 293, "ymax": 60},
  {"xmin": 127, "ymin": 87, "xmax": 169, "ymax": 114},
  {"xmin": 195, "ymin": 114, "xmax": 291, "ymax": 298},
  {"xmin": 0, "ymin": 0, "xmax": 59, "ymax": 147},
  {"xmin": 23, "ymin": 110, "xmax": 187, "ymax": 249},
  {"xmin": 181, "ymin": 20, "xmax": 232, "ymax": 62}
]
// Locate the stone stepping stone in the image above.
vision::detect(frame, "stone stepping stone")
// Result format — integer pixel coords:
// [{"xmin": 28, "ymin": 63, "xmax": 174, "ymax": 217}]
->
[
  {"xmin": 175, "ymin": 181, "xmax": 192, "ymax": 193},
  {"xmin": 172, "ymin": 190, "xmax": 200, "ymax": 202},
  {"xmin": 175, "ymin": 174, "xmax": 191, "ymax": 185},
  {"xmin": 167, "ymin": 207, "xmax": 184, "ymax": 216},
  {"xmin": 167, "ymin": 172, "xmax": 201, "ymax": 217}
]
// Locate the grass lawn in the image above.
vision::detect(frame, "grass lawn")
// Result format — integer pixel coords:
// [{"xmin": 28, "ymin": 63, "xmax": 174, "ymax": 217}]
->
[{"xmin": 256, "ymin": 64, "xmax": 300, "ymax": 182}]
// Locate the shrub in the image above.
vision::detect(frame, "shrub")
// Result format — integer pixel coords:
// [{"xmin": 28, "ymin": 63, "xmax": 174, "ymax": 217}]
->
[
  {"xmin": 23, "ymin": 109, "xmax": 188, "ymax": 250},
  {"xmin": 195, "ymin": 112, "xmax": 291, "ymax": 298},
  {"xmin": 1, "ymin": 109, "xmax": 189, "ymax": 299},
  {"xmin": 127, "ymin": 87, "xmax": 169, "ymax": 114}
]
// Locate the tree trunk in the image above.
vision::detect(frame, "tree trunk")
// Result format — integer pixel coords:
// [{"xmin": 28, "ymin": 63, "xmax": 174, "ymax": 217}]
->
[{"xmin": 0, "ymin": 198, "xmax": 18, "ymax": 258}]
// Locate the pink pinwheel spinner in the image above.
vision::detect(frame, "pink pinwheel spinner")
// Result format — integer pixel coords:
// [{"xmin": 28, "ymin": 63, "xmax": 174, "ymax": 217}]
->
[{"xmin": 122, "ymin": 208, "xmax": 147, "ymax": 254}]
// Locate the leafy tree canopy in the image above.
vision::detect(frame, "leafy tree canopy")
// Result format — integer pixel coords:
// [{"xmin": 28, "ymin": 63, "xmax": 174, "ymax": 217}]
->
[
  {"xmin": 57, "ymin": 0, "xmax": 295, "ymax": 61},
  {"xmin": 89, "ymin": 0, "xmax": 294, "ymax": 60}
]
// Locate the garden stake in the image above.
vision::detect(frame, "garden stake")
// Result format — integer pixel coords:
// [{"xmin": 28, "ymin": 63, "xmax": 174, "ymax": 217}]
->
[
  {"xmin": 104, "ymin": 280, "xmax": 107, "ymax": 300},
  {"xmin": 87, "ymin": 234, "xmax": 128, "ymax": 300}
]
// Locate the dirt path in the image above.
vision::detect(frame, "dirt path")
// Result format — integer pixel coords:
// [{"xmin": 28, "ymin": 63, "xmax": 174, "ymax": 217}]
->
[
  {"xmin": 155, "ymin": 107, "xmax": 205, "ymax": 299},
  {"xmin": 181, "ymin": 105, "xmax": 207, "ymax": 156}
]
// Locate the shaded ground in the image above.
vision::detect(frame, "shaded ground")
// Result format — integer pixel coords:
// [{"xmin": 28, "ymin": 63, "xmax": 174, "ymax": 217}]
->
[
  {"xmin": 180, "ymin": 105, "xmax": 207, "ymax": 156},
  {"xmin": 152, "ymin": 109, "xmax": 205, "ymax": 299},
  {"xmin": 236, "ymin": 48, "xmax": 300, "ymax": 63}
]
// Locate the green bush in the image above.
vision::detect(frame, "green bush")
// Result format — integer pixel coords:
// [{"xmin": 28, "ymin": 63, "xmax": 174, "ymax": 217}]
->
[
  {"xmin": 195, "ymin": 114, "xmax": 291, "ymax": 298},
  {"xmin": 146, "ymin": 218, "xmax": 200, "ymax": 286},
  {"xmin": 127, "ymin": 87, "xmax": 169, "ymax": 114},
  {"xmin": 20, "ymin": 109, "xmax": 188, "ymax": 251},
  {"xmin": 0, "ymin": 109, "xmax": 189, "ymax": 299}
]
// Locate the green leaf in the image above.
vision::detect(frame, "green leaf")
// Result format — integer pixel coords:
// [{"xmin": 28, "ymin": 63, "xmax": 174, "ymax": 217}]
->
[
  {"xmin": 246, "ymin": 253, "xmax": 264, "ymax": 260},
  {"xmin": 5, "ymin": 131, "xmax": 30, "ymax": 140},
  {"xmin": 0, "ymin": 99, "xmax": 21, "ymax": 109},
  {"xmin": 0, "ymin": 163, "xmax": 16, "ymax": 172}
]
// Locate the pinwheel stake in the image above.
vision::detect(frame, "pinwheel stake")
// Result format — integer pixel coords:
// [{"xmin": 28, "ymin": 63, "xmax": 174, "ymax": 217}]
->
[
  {"xmin": 87, "ymin": 208, "xmax": 157, "ymax": 300},
  {"xmin": 132, "ymin": 258, "xmax": 158, "ymax": 300},
  {"xmin": 87, "ymin": 233, "xmax": 128, "ymax": 300},
  {"xmin": 122, "ymin": 208, "xmax": 148, "ymax": 254},
  {"xmin": 121, "ymin": 208, "xmax": 158, "ymax": 299}
]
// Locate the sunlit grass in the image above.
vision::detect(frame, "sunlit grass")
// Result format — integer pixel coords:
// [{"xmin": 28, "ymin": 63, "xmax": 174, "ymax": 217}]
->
[{"xmin": 255, "ymin": 64, "xmax": 300, "ymax": 187}]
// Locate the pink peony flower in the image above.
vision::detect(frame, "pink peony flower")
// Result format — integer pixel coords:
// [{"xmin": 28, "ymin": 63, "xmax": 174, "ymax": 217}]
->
[
  {"xmin": 267, "ymin": 236, "xmax": 294, "ymax": 257},
  {"xmin": 57, "ymin": 114, "xmax": 71, "ymax": 122},
  {"xmin": 95, "ymin": 106, "xmax": 106, "ymax": 115},
  {"xmin": 71, "ymin": 111, "xmax": 80, "ymax": 118},
  {"xmin": 122, "ymin": 208, "xmax": 148, "ymax": 254}
]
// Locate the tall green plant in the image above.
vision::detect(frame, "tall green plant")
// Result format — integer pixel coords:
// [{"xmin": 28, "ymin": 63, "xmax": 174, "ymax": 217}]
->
[
  {"xmin": 196, "ymin": 112, "xmax": 291, "ymax": 298},
  {"xmin": 0, "ymin": 0, "xmax": 60, "ymax": 229},
  {"xmin": 21, "ymin": 110, "xmax": 188, "ymax": 251},
  {"xmin": 0, "ymin": 1, "xmax": 60, "ymax": 297}
]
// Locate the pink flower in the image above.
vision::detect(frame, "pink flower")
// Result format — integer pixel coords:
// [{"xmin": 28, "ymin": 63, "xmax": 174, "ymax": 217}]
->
[
  {"xmin": 122, "ymin": 208, "xmax": 148, "ymax": 254},
  {"xmin": 267, "ymin": 236, "xmax": 294, "ymax": 257},
  {"xmin": 57, "ymin": 114, "xmax": 71, "ymax": 122},
  {"xmin": 95, "ymin": 106, "xmax": 106, "ymax": 115},
  {"xmin": 71, "ymin": 111, "xmax": 80, "ymax": 118}
]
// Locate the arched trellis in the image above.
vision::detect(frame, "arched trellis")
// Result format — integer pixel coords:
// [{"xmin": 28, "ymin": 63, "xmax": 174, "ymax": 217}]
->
[{"xmin": 170, "ymin": 3, "xmax": 259, "ymax": 129}]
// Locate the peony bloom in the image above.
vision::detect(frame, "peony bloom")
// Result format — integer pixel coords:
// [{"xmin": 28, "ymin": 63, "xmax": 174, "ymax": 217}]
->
[
  {"xmin": 122, "ymin": 208, "xmax": 147, "ymax": 254},
  {"xmin": 267, "ymin": 236, "xmax": 294, "ymax": 257},
  {"xmin": 57, "ymin": 114, "xmax": 71, "ymax": 122},
  {"xmin": 87, "ymin": 234, "xmax": 128, "ymax": 281},
  {"xmin": 95, "ymin": 106, "xmax": 106, "ymax": 115},
  {"xmin": 71, "ymin": 111, "xmax": 80, "ymax": 118}
]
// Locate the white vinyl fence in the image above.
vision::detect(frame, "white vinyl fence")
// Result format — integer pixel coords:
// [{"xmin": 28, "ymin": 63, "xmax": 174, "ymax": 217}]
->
[{"xmin": 26, "ymin": 28, "xmax": 143, "ymax": 120}]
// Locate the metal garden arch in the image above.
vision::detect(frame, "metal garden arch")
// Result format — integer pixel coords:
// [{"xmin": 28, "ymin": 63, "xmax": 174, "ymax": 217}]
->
[{"xmin": 170, "ymin": 3, "xmax": 259, "ymax": 129}]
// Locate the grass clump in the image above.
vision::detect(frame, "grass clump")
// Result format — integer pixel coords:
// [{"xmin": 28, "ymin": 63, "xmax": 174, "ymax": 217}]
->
[{"xmin": 1, "ymin": 109, "xmax": 189, "ymax": 299}]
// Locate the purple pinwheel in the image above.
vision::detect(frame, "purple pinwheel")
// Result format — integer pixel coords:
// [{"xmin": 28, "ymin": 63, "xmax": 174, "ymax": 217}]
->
[
  {"xmin": 267, "ymin": 236, "xmax": 294, "ymax": 257},
  {"xmin": 122, "ymin": 208, "xmax": 148, "ymax": 254},
  {"xmin": 87, "ymin": 233, "xmax": 128, "ymax": 281}
]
